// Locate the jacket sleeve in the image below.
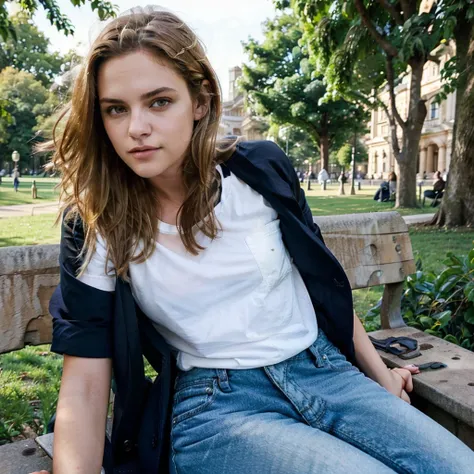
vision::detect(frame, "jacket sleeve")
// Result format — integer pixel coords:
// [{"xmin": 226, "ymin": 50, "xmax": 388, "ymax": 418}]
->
[{"xmin": 49, "ymin": 213, "xmax": 115, "ymax": 358}]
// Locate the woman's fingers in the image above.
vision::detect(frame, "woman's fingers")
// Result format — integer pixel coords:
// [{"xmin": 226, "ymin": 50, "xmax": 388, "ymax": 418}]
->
[
  {"xmin": 392, "ymin": 367, "xmax": 414, "ymax": 393},
  {"xmin": 402, "ymin": 363, "xmax": 421, "ymax": 375}
]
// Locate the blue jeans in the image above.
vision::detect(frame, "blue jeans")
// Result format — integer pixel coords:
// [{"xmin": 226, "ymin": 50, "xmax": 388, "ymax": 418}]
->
[{"xmin": 170, "ymin": 331, "xmax": 473, "ymax": 473}]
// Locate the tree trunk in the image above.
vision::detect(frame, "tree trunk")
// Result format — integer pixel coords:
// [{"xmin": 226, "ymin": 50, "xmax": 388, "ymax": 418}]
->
[
  {"xmin": 320, "ymin": 133, "xmax": 329, "ymax": 171},
  {"xmin": 434, "ymin": 19, "xmax": 474, "ymax": 227},
  {"xmin": 394, "ymin": 60, "xmax": 426, "ymax": 208}
]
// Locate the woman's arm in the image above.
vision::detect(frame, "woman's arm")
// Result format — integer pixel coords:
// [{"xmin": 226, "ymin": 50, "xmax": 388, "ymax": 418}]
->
[
  {"xmin": 352, "ymin": 313, "xmax": 416, "ymax": 403},
  {"xmin": 53, "ymin": 355, "xmax": 112, "ymax": 474}
]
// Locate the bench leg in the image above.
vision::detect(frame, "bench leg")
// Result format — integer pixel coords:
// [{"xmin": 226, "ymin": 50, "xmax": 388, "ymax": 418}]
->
[{"xmin": 381, "ymin": 282, "xmax": 407, "ymax": 329}]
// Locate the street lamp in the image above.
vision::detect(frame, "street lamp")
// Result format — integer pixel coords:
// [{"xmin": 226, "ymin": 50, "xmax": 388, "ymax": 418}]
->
[
  {"xmin": 12, "ymin": 150, "xmax": 19, "ymax": 164},
  {"xmin": 12, "ymin": 150, "xmax": 20, "ymax": 173}
]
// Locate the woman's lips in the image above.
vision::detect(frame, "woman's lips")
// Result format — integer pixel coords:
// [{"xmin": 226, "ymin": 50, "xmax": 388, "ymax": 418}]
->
[{"xmin": 129, "ymin": 148, "xmax": 160, "ymax": 159}]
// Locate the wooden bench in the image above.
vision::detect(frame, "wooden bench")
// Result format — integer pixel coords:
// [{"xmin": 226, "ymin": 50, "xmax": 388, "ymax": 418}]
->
[{"xmin": 0, "ymin": 211, "xmax": 473, "ymax": 473}]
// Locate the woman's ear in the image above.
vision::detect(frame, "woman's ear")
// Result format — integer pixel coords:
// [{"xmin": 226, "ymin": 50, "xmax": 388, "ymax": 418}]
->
[{"xmin": 193, "ymin": 80, "xmax": 211, "ymax": 121}]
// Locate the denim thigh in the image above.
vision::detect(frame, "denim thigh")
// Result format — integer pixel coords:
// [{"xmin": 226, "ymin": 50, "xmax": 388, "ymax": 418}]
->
[{"xmin": 170, "ymin": 331, "xmax": 474, "ymax": 474}]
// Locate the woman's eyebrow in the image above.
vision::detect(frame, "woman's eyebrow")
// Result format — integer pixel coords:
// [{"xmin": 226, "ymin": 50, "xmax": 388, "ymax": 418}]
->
[{"xmin": 99, "ymin": 87, "xmax": 178, "ymax": 104}]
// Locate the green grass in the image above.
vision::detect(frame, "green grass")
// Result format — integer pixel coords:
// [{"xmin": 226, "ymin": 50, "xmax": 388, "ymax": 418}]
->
[
  {"xmin": 0, "ymin": 177, "xmax": 59, "ymax": 205},
  {"xmin": 0, "ymin": 345, "xmax": 62, "ymax": 444},
  {"xmin": 304, "ymin": 183, "xmax": 435, "ymax": 216},
  {"xmin": 0, "ymin": 214, "xmax": 60, "ymax": 247}
]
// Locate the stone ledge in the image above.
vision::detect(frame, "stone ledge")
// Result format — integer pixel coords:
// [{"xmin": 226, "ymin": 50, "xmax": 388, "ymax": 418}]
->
[
  {"xmin": 369, "ymin": 326, "xmax": 474, "ymax": 429},
  {"xmin": 0, "ymin": 438, "xmax": 52, "ymax": 474}
]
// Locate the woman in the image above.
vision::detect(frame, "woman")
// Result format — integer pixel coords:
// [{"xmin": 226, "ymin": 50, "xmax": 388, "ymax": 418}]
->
[{"xmin": 32, "ymin": 7, "xmax": 473, "ymax": 474}]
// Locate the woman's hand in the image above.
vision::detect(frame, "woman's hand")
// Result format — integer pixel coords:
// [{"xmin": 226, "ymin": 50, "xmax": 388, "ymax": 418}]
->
[{"xmin": 382, "ymin": 365, "xmax": 420, "ymax": 403}]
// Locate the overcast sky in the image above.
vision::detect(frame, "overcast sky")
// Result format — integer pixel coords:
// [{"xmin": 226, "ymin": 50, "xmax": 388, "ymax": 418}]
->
[{"xmin": 30, "ymin": 0, "xmax": 276, "ymax": 100}]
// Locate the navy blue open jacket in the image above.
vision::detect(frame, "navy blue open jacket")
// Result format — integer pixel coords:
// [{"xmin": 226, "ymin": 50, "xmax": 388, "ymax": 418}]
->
[{"xmin": 49, "ymin": 141, "xmax": 354, "ymax": 473}]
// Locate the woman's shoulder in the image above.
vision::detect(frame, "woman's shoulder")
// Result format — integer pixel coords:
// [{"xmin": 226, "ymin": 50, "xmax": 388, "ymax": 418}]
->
[{"xmin": 235, "ymin": 140, "xmax": 294, "ymax": 174}]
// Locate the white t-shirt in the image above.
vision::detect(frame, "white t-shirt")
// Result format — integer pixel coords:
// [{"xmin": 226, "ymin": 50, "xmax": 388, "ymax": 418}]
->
[{"xmin": 79, "ymin": 166, "xmax": 318, "ymax": 370}]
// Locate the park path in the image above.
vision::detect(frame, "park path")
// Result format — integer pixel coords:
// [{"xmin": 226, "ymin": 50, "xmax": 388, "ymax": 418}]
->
[
  {"xmin": 0, "ymin": 202, "xmax": 59, "ymax": 218},
  {"xmin": 0, "ymin": 201, "xmax": 436, "ymax": 225}
]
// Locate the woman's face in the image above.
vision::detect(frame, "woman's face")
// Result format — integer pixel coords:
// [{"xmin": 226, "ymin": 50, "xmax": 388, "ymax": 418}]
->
[{"xmin": 97, "ymin": 50, "xmax": 207, "ymax": 183}]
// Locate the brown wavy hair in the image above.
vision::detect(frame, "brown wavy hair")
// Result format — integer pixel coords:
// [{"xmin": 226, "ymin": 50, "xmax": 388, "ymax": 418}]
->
[{"xmin": 41, "ymin": 7, "xmax": 239, "ymax": 280}]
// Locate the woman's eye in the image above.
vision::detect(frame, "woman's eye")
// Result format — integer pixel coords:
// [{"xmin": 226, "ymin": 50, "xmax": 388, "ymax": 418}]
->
[
  {"xmin": 106, "ymin": 106, "xmax": 126, "ymax": 116},
  {"xmin": 151, "ymin": 98, "xmax": 171, "ymax": 109}
]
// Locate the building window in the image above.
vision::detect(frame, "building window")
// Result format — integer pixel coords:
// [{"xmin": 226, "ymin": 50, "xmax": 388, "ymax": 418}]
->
[{"xmin": 430, "ymin": 102, "xmax": 440, "ymax": 120}]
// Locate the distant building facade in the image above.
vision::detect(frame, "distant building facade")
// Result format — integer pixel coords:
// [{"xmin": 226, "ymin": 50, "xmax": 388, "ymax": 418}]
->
[
  {"xmin": 218, "ymin": 66, "xmax": 267, "ymax": 141},
  {"xmin": 366, "ymin": 44, "xmax": 456, "ymax": 179}
]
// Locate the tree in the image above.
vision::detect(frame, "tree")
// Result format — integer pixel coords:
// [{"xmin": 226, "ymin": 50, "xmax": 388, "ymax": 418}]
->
[
  {"xmin": 432, "ymin": 1, "xmax": 474, "ymax": 227},
  {"xmin": 0, "ymin": 12, "xmax": 63, "ymax": 87},
  {"xmin": 241, "ymin": 12, "xmax": 368, "ymax": 172},
  {"xmin": 285, "ymin": 0, "xmax": 451, "ymax": 208},
  {"xmin": 267, "ymin": 123, "xmax": 319, "ymax": 170},
  {"xmin": 0, "ymin": 67, "xmax": 56, "ymax": 173},
  {"xmin": 0, "ymin": 0, "xmax": 116, "ymax": 42}
]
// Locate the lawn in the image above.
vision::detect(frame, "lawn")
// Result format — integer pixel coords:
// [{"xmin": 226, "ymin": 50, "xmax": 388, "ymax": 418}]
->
[
  {"xmin": 0, "ymin": 177, "xmax": 59, "ymax": 205},
  {"xmin": 0, "ymin": 346, "xmax": 62, "ymax": 443},
  {"xmin": 1, "ymin": 194, "xmax": 473, "ymax": 444},
  {"xmin": 0, "ymin": 214, "xmax": 60, "ymax": 247},
  {"xmin": 304, "ymin": 183, "xmax": 435, "ymax": 216}
]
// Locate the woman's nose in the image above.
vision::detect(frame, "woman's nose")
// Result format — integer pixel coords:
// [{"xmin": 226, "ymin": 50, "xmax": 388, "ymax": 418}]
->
[{"xmin": 128, "ymin": 111, "xmax": 152, "ymax": 139}]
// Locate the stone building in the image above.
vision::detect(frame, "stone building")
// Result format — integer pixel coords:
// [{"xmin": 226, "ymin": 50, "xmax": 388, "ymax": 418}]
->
[
  {"xmin": 218, "ymin": 66, "xmax": 267, "ymax": 141},
  {"xmin": 365, "ymin": 43, "xmax": 456, "ymax": 179}
]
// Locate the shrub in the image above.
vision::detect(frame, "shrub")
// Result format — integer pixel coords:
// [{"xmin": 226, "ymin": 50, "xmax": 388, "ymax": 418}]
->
[{"xmin": 364, "ymin": 246, "xmax": 474, "ymax": 350}]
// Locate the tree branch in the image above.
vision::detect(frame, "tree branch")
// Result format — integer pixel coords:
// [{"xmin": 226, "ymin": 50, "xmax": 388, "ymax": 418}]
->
[
  {"xmin": 385, "ymin": 56, "xmax": 406, "ymax": 130},
  {"xmin": 354, "ymin": 0, "xmax": 399, "ymax": 58},
  {"xmin": 375, "ymin": 0, "xmax": 404, "ymax": 26}
]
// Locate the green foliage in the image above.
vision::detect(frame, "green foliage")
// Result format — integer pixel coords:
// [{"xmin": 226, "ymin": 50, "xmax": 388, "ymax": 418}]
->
[
  {"xmin": 335, "ymin": 139, "xmax": 367, "ymax": 169},
  {"xmin": 336, "ymin": 143, "xmax": 352, "ymax": 169},
  {"xmin": 267, "ymin": 124, "xmax": 318, "ymax": 168},
  {"xmin": 0, "ymin": 12, "xmax": 63, "ymax": 87},
  {"xmin": 241, "ymin": 12, "xmax": 368, "ymax": 163},
  {"xmin": 0, "ymin": 67, "xmax": 59, "ymax": 172},
  {"xmin": 0, "ymin": 0, "xmax": 117, "ymax": 42},
  {"xmin": 365, "ymin": 244, "xmax": 474, "ymax": 350}
]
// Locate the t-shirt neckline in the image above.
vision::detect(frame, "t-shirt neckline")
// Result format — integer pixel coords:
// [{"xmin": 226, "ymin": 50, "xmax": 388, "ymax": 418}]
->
[{"xmin": 157, "ymin": 165, "xmax": 226, "ymax": 236}]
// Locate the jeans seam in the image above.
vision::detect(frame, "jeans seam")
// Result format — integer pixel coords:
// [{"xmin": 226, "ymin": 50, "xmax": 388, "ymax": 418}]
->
[
  {"xmin": 286, "ymin": 371, "xmax": 327, "ymax": 428},
  {"xmin": 172, "ymin": 379, "xmax": 218, "ymax": 426},
  {"xmin": 331, "ymin": 423, "xmax": 411, "ymax": 474},
  {"xmin": 170, "ymin": 422, "xmax": 180, "ymax": 474},
  {"xmin": 264, "ymin": 364, "xmax": 326, "ymax": 428},
  {"xmin": 174, "ymin": 377, "xmax": 216, "ymax": 392}
]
